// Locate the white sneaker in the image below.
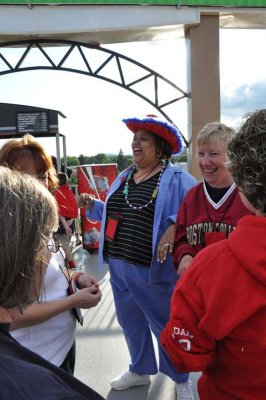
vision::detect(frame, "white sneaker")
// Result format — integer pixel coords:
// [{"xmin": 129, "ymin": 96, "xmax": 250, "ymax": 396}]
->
[
  {"xmin": 176, "ymin": 379, "xmax": 194, "ymax": 400},
  {"xmin": 111, "ymin": 370, "xmax": 151, "ymax": 390}
]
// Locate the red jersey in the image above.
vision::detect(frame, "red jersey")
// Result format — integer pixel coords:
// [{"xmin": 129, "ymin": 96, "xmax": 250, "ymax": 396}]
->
[
  {"xmin": 161, "ymin": 215, "xmax": 266, "ymax": 400},
  {"xmin": 173, "ymin": 181, "xmax": 251, "ymax": 266}
]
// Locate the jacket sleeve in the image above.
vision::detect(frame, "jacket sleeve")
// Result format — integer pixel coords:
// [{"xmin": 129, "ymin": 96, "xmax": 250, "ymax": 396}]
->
[
  {"xmin": 160, "ymin": 268, "xmax": 215, "ymax": 372},
  {"xmin": 165, "ymin": 169, "xmax": 197, "ymax": 227},
  {"xmin": 173, "ymin": 199, "xmax": 197, "ymax": 267},
  {"xmin": 85, "ymin": 198, "xmax": 104, "ymax": 222}
]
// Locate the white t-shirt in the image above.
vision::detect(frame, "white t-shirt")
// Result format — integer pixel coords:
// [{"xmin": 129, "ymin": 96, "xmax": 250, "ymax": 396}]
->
[{"xmin": 12, "ymin": 252, "xmax": 76, "ymax": 366}]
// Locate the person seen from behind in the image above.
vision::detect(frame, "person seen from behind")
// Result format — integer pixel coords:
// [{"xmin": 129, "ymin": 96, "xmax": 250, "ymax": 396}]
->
[
  {"xmin": 0, "ymin": 167, "xmax": 104, "ymax": 400},
  {"xmin": 161, "ymin": 109, "xmax": 266, "ymax": 400},
  {"xmin": 54, "ymin": 172, "xmax": 79, "ymax": 269},
  {"xmin": 79, "ymin": 115, "xmax": 197, "ymax": 400},
  {"xmin": 171, "ymin": 122, "xmax": 251, "ymax": 276}
]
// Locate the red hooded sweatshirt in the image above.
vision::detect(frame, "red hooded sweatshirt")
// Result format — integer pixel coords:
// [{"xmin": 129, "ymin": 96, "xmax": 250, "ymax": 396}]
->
[{"xmin": 161, "ymin": 215, "xmax": 266, "ymax": 400}]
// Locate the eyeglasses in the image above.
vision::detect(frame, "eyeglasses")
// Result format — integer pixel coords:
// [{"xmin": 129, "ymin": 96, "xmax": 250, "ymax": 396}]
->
[{"xmin": 47, "ymin": 237, "xmax": 62, "ymax": 253}]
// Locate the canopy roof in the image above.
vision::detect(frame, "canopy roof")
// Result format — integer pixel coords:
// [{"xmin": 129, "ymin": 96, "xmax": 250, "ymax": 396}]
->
[{"xmin": 0, "ymin": 5, "xmax": 265, "ymax": 45}]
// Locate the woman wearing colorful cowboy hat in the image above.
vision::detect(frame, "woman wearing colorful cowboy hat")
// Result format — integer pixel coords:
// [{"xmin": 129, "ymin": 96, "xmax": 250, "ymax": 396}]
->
[{"xmin": 79, "ymin": 115, "xmax": 196, "ymax": 399}]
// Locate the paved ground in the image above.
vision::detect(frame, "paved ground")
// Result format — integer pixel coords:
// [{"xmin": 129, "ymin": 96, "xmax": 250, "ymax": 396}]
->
[{"xmin": 72, "ymin": 246, "xmax": 200, "ymax": 400}]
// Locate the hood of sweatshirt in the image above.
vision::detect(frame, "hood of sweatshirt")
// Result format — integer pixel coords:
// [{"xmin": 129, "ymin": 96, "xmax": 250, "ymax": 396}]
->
[{"xmin": 228, "ymin": 215, "xmax": 266, "ymax": 286}]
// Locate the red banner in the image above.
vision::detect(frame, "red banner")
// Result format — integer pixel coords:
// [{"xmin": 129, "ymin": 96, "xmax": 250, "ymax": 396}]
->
[{"xmin": 77, "ymin": 164, "xmax": 117, "ymax": 252}]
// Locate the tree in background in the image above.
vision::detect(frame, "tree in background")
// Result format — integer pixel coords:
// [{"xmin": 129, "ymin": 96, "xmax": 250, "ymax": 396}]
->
[
  {"xmin": 93, "ymin": 153, "xmax": 107, "ymax": 164},
  {"xmin": 65, "ymin": 151, "xmax": 185, "ymax": 171},
  {"xmin": 117, "ymin": 149, "xmax": 126, "ymax": 172},
  {"xmin": 124, "ymin": 155, "xmax": 133, "ymax": 168},
  {"xmin": 66, "ymin": 156, "xmax": 79, "ymax": 166},
  {"xmin": 78, "ymin": 154, "xmax": 85, "ymax": 165}
]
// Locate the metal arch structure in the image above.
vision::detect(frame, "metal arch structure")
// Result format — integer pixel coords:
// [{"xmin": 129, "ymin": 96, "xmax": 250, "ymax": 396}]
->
[{"xmin": 0, "ymin": 39, "xmax": 190, "ymax": 147}]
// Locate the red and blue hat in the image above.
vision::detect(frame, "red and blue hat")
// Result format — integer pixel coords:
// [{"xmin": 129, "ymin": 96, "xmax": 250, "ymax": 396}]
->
[{"xmin": 122, "ymin": 114, "xmax": 184, "ymax": 156}]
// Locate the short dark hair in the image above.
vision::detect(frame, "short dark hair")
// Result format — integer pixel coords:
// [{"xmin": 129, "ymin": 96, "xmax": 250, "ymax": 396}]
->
[
  {"xmin": 57, "ymin": 172, "xmax": 68, "ymax": 186},
  {"xmin": 151, "ymin": 132, "xmax": 173, "ymax": 159},
  {"xmin": 228, "ymin": 109, "xmax": 266, "ymax": 214}
]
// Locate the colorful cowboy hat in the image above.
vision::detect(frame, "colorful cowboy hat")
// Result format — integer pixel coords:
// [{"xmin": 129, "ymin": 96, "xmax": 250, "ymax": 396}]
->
[{"xmin": 122, "ymin": 114, "xmax": 184, "ymax": 155}]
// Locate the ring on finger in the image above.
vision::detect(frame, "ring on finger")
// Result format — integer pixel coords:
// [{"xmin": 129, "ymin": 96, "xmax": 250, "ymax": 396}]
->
[{"xmin": 163, "ymin": 243, "xmax": 170, "ymax": 247}]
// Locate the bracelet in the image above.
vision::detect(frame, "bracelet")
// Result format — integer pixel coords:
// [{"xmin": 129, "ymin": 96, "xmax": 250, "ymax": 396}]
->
[
  {"xmin": 69, "ymin": 271, "xmax": 75, "ymax": 281},
  {"xmin": 73, "ymin": 272, "xmax": 85, "ymax": 288}
]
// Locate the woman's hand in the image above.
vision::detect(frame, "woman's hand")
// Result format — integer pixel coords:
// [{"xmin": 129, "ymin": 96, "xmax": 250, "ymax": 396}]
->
[
  {"xmin": 78, "ymin": 193, "xmax": 94, "ymax": 210},
  {"xmin": 77, "ymin": 274, "xmax": 98, "ymax": 289},
  {"xmin": 178, "ymin": 255, "xmax": 193, "ymax": 276},
  {"xmin": 10, "ymin": 285, "xmax": 101, "ymax": 330},
  {"xmin": 71, "ymin": 286, "xmax": 102, "ymax": 309},
  {"xmin": 157, "ymin": 224, "xmax": 176, "ymax": 263}
]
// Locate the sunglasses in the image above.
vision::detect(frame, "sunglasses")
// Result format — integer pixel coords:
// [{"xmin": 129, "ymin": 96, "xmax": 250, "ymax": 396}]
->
[{"xmin": 47, "ymin": 237, "xmax": 62, "ymax": 253}]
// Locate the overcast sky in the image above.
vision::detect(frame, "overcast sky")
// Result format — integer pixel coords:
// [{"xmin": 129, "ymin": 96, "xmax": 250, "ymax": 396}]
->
[{"xmin": 0, "ymin": 28, "xmax": 265, "ymax": 157}]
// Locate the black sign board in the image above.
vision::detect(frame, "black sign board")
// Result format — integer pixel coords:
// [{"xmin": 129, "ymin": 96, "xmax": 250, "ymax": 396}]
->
[{"xmin": 17, "ymin": 112, "xmax": 49, "ymax": 134}]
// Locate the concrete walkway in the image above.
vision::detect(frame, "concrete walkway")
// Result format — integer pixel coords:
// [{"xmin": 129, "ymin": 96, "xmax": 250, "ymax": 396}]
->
[{"xmin": 72, "ymin": 247, "xmax": 200, "ymax": 400}]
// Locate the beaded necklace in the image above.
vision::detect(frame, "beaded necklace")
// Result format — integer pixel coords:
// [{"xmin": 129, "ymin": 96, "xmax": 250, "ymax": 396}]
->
[
  {"xmin": 133, "ymin": 161, "xmax": 160, "ymax": 184},
  {"xmin": 123, "ymin": 161, "xmax": 166, "ymax": 210}
]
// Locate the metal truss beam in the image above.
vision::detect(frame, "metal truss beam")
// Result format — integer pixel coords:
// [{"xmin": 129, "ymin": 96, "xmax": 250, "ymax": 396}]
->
[{"xmin": 0, "ymin": 39, "xmax": 190, "ymax": 146}]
